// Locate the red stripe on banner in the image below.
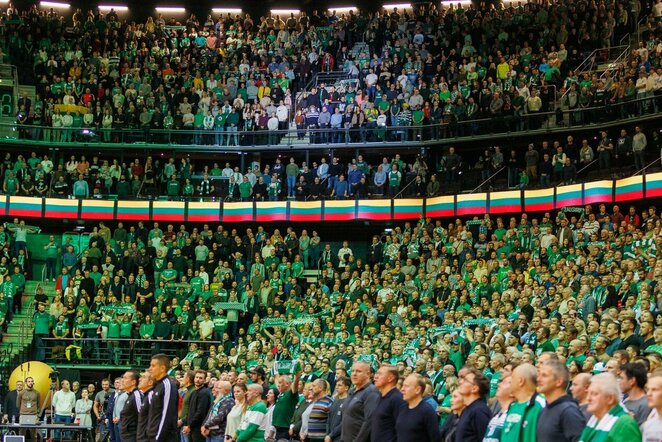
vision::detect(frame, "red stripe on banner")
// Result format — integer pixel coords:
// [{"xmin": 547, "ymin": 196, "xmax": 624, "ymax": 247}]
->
[
  {"xmin": 360, "ymin": 212, "xmax": 392, "ymax": 220},
  {"xmin": 115, "ymin": 213, "xmax": 146, "ymax": 221},
  {"xmin": 324, "ymin": 213, "xmax": 355, "ymax": 221},
  {"xmin": 393, "ymin": 212, "xmax": 418, "ymax": 220},
  {"xmin": 647, "ymin": 188, "xmax": 662, "ymax": 198},
  {"xmin": 426, "ymin": 209, "xmax": 454, "ymax": 217},
  {"xmin": 615, "ymin": 190, "xmax": 644, "ymax": 202},
  {"xmin": 7, "ymin": 209, "xmax": 41, "ymax": 217},
  {"xmin": 45, "ymin": 210, "xmax": 78, "ymax": 219},
  {"xmin": 490, "ymin": 203, "xmax": 521, "ymax": 214},
  {"xmin": 152, "ymin": 214, "xmax": 185, "ymax": 221},
  {"xmin": 188, "ymin": 215, "xmax": 220, "ymax": 222},
  {"xmin": 556, "ymin": 197, "xmax": 582, "ymax": 207},
  {"xmin": 457, "ymin": 206, "xmax": 485, "ymax": 216},
  {"xmin": 289, "ymin": 214, "xmax": 323, "ymax": 222},
  {"xmin": 256, "ymin": 214, "xmax": 286, "ymax": 222},
  {"xmin": 81, "ymin": 211, "xmax": 113, "ymax": 220},
  {"xmin": 223, "ymin": 215, "xmax": 253, "ymax": 222},
  {"xmin": 525, "ymin": 203, "xmax": 554, "ymax": 212}
]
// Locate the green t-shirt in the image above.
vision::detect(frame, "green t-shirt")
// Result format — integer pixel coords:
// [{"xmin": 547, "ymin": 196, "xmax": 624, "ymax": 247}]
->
[
  {"xmin": 501, "ymin": 395, "xmax": 545, "ymax": 442},
  {"xmin": 34, "ymin": 311, "xmax": 52, "ymax": 335},
  {"xmin": 236, "ymin": 401, "xmax": 267, "ymax": 442},
  {"xmin": 271, "ymin": 389, "xmax": 299, "ymax": 428}
]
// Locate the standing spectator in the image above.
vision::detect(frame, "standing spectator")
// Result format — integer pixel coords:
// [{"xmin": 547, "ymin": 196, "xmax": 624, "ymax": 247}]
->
[
  {"xmin": 571, "ymin": 373, "xmax": 592, "ymax": 421},
  {"xmin": 524, "ymin": 144, "xmax": 539, "ymax": 182},
  {"xmin": 271, "ymin": 369, "xmax": 302, "ymax": 440},
  {"xmin": 341, "ymin": 361, "xmax": 380, "ymax": 442},
  {"xmin": 536, "ymin": 360, "xmax": 586, "ymax": 442},
  {"xmin": 395, "ymin": 374, "xmax": 441, "ymax": 442},
  {"xmin": 52, "ymin": 380, "xmax": 76, "ymax": 438},
  {"xmin": 301, "ymin": 379, "xmax": 334, "ymax": 442},
  {"xmin": 235, "ymin": 384, "xmax": 268, "ymax": 442},
  {"xmin": 632, "ymin": 126, "xmax": 647, "ymax": 171},
  {"xmin": 120, "ymin": 370, "xmax": 143, "ymax": 442},
  {"xmin": 642, "ymin": 373, "xmax": 662, "ymax": 441},
  {"xmin": 183, "ymin": 370, "xmax": 213, "ymax": 442},
  {"xmin": 484, "ymin": 373, "xmax": 514, "ymax": 442},
  {"xmin": 201, "ymin": 381, "xmax": 235, "ymax": 442},
  {"xmin": 325, "ymin": 377, "xmax": 350, "ymax": 442},
  {"xmin": 371, "ymin": 365, "xmax": 405, "ymax": 442},
  {"xmin": 619, "ymin": 363, "xmax": 651, "ymax": 425},
  {"xmin": 147, "ymin": 354, "xmax": 179, "ymax": 442},
  {"xmin": 596, "ymin": 131, "xmax": 613, "ymax": 170},
  {"xmin": 579, "ymin": 373, "xmax": 641, "ymax": 442},
  {"xmin": 502, "ymin": 364, "xmax": 545, "ymax": 442},
  {"xmin": 455, "ymin": 367, "xmax": 491, "ymax": 442},
  {"xmin": 285, "ymin": 158, "xmax": 300, "ymax": 199},
  {"xmin": 17, "ymin": 377, "xmax": 40, "ymax": 440},
  {"xmin": 2, "ymin": 380, "xmax": 22, "ymax": 424},
  {"xmin": 111, "ymin": 379, "xmax": 128, "ymax": 442},
  {"xmin": 387, "ymin": 165, "xmax": 401, "ymax": 198}
]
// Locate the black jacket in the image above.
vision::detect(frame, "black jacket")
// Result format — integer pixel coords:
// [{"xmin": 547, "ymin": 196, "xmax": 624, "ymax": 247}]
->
[
  {"xmin": 147, "ymin": 377, "xmax": 179, "ymax": 442},
  {"xmin": 535, "ymin": 395, "xmax": 586, "ymax": 442},
  {"xmin": 183, "ymin": 386, "xmax": 213, "ymax": 430},
  {"xmin": 341, "ymin": 383, "xmax": 380, "ymax": 442},
  {"xmin": 120, "ymin": 389, "xmax": 143, "ymax": 442},
  {"xmin": 136, "ymin": 389, "xmax": 153, "ymax": 442}
]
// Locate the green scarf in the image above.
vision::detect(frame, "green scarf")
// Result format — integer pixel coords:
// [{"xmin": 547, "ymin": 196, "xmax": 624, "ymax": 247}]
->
[{"xmin": 578, "ymin": 404, "xmax": 631, "ymax": 442}]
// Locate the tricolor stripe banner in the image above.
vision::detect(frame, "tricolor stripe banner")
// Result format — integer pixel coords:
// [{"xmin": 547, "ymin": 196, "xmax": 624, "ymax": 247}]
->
[
  {"xmin": 222, "ymin": 202, "xmax": 253, "ymax": 222},
  {"xmin": 289, "ymin": 201, "xmax": 322, "ymax": 222},
  {"xmin": 393, "ymin": 198, "xmax": 423, "ymax": 220},
  {"xmin": 8, "ymin": 196, "xmax": 42, "ymax": 217},
  {"xmin": 80, "ymin": 199, "xmax": 115, "ymax": 220},
  {"xmin": 524, "ymin": 188, "xmax": 555, "ymax": 212},
  {"xmin": 357, "ymin": 199, "xmax": 391, "ymax": 220},
  {"xmin": 489, "ymin": 190, "xmax": 522, "ymax": 214},
  {"xmin": 456, "ymin": 193, "xmax": 487, "ymax": 216},
  {"xmin": 615, "ymin": 176, "xmax": 644, "ymax": 202},
  {"xmin": 583, "ymin": 181, "xmax": 614, "ymax": 205},
  {"xmin": 324, "ymin": 200, "xmax": 356, "ymax": 221},
  {"xmin": 0, "ymin": 194, "xmax": 6, "ymax": 216},
  {"xmin": 426, "ymin": 195, "xmax": 455, "ymax": 217},
  {"xmin": 188, "ymin": 201, "xmax": 220, "ymax": 222},
  {"xmin": 116, "ymin": 200, "xmax": 150, "ymax": 221},
  {"xmin": 555, "ymin": 184, "xmax": 583, "ymax": 209},
  {"xmin": 44, "ymin": 198, "xmax": 79, "ymax": 219},
  {"xmin": 152, "ymin": 201, "xmax": 185, "ymax": 222},
  {"xmin": 645, "ymin": 172, "xmax": 662, "ymax": 198},
  {"xmin": 256, "ymin": 202, "xmax": 287, "ymax": 222}
]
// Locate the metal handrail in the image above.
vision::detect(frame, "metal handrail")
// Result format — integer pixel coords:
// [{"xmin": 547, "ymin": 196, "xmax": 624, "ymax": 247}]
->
[
  {"xmin": 561, "ymin": 44, "xmax": 631, "ymax": 101},
  {"xmin": 470, "ymin": 166, "xmax": 506, "ymax": 193},
  {"xmin": 394, "ymin": 174, "xmax": 419, "ymax": 199},
  {"xmin": 634, "ymin": 156, "xmax": 662, "ymax": 176},
  {"xmin": 577, "ymin": 158, "xmax": 598, "ymax": 175}
]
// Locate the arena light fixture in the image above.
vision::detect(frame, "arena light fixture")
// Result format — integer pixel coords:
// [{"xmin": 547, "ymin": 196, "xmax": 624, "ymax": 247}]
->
[
  {"xmin": 270, "ymin": 9, "xmax": 301, "ymax": 14},
  {"xmin": 99, "ymin": 4, "xmax": 129, "ymax": 11},
  {"xmin": 382, "ymin": 3, "xmax": 412, "ymax": 8},
  {"xmin": 327, "ymin": 6, "xmax": 358, "ymax": 12},
  {"xmin": 40, "ymin": 1, "xmax": 71, "ymax": 8},
  {"xmin": 212, "ymin": 7, "xmax": 242, "ymax": 13},
  {"xmin": 155, "ymin": 6, "xmax": 186, "ymax": 13},
  {"xmin": 440, "ymin": 0, "xmax": 472, "ymax": 4}
]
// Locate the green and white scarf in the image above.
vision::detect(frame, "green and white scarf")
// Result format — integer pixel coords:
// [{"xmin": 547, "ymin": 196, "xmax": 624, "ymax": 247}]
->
[{"xmin": 578, "ymin": 404, "xmax": 628, "ymax": 442}]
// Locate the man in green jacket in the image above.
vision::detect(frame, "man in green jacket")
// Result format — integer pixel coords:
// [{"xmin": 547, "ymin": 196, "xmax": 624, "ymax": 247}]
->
[{"xmin": 235, "ymin": 384, "xmax": 268, "ymax": 442}]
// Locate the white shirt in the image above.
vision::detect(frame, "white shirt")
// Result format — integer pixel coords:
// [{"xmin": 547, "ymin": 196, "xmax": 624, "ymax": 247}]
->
[
  {"xmin": 52, "ymin": 389, "xmax": 76, "ymax": 416},
  {"xmin": 643, "ymin": 412, "xmax": 662, "ymax": 442}
]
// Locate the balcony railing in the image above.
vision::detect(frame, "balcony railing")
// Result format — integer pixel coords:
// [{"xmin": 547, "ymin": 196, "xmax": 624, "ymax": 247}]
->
[{"xmin": 2, "ymin": 96, "xmax": 659, "ymax": 151}]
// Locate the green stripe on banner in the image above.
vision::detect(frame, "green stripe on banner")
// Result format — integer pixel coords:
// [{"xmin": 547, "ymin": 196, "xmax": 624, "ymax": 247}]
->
[
  {"xmin": 555, "ymin": 185, "xmax": 582, "ymax": 208},
  {"xmin": 646, "ymin": 172, "xmax": 662, "ymax": 198},
  {"xmin": 393, "ymin": 199, "xmax": 423, "ymax": 220},
  {"xmin": 456, "ymin": 194, "xmax": 487, "ymax": 215},
  {"xmin": 152, "ymin": 202, "xmax": 185, "ymax": 221},
  {"xmin": 290, "ymin": 202, "xmax": 322, "ymax": 221},
  {"xmin": 584, "ymin": 181, "xmax": 613, "ymax": 204},
  {"xmin": 223, "ymin": 203, "xmax": 254, "ymax": 221},
  {"xmin": 256, "ymin": 202, "xmax": 287, "ymax": 222},
  {"xmin": 324, "ymin": 201, "xmax": 356, "ymax": 221}
]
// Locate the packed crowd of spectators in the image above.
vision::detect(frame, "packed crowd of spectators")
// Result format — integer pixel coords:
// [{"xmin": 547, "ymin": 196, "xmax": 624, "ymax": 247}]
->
[
  {"xmin": 2, "ymin": 0, "xmax": 661, "ymax": 146},
  {"xmin": 1, "ymin": 120, "xmax": 659, "ymax": 202},
  {"xmin": 3, "ymin": 198, "xmax": 661, "ymax": 442}
]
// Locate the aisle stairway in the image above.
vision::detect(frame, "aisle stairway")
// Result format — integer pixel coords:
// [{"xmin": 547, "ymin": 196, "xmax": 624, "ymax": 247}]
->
[{"xmin": 0, "ymin": 281, "xmax": 55, "ymax": 376}]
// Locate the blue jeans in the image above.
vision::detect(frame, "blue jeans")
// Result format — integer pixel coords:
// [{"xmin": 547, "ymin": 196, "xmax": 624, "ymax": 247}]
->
[
  {"xmin": 287, "ymin": 175, "xmax": 296, "ymax": 197},
  {"xmin": 54, "ymin": 414, "xmax": 73, "ymax": 439},
  {"xmin": 181, "ymin": 429, "xmax": 190, "ymax": 442},
  {"xmin": 206, "ymin": 436, "xmax": 223, "ymax": 442}
]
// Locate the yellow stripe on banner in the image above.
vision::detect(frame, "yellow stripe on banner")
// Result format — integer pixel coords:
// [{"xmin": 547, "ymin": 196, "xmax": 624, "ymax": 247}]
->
[
  {"xmin": 427, "ymin": 195, "xmax": 454, "ymax": 206},
  {"xmin": 584, "ymin": 180, "xmax": 613, "ymax": 191},
  {"xmin": 45, "ymin": 197, "xmax": 78, "ymax": 208},
  {"xmin": 325, "ymin": 200, "xmax": 355, "ymax": 210},
  {"xmin": 117, "ymin": 200, "xmax": 150, "ymax": 209},
  {"xmin": 81, "ymin": 200, "xmax": 115, "ymax": 210},
  {"xmin": 256, "ymin": 202, "xmax": 285, "ymax": 211},
  {"xmin": 647, "ymin": 172, "xmax": 662, "ymax": 184},
  {"xmin": 556, "ymin": 183, "xmax": 582, "ymax": 196},
  {"xmin": 490, "ymin": 190, "xmax": 520, "ymax": 202},
  {"xmin": 616, "ymin": 175, "xmax": 643, "ymax": 187},
  {"xmin": 224, "ymin": 202, "xmax": 253, "ymax": 211},
  {"xmin": 359, "ymin": 199, "xmax": 391, "ymax": 208},
  {"xmin": 9, "ymin": 196, "xmax": 39, "ymax": 205},
  {"xmin": 290, "ymin": 201, "xmax": 322, "ymax": 210},
  {"xmin": 524, "ymin": 188, "xmax": 554, "ymax": 198},
  {"xmin": 152, "ymin": 201, "xmax": 185, "ymax": 211}
]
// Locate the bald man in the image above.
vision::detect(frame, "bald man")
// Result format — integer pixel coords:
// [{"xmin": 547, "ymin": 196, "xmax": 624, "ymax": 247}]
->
[
  {"xmin": 571, "ymin": 373, "xmax": 592, "ymax": 420},
  {"xmin": 341, "ymin": 361, "xmax": 380, "ymax": 442},
  {"xmin": 201, "ymin": 381, "xmax": 235, "ymax": 440},
  {"xmin": 501, "ymin": 364, "xmax": 545, "ymax": 442}
]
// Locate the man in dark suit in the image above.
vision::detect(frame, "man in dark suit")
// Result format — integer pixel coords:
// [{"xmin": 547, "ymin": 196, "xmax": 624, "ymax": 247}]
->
[
  {"xmin": 2, "ymin": 380, "xmax": 22, "ymax": 423},
  {"xmin": 182, "ymin": 370, "xmax": 212, "ymax": 442}
]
